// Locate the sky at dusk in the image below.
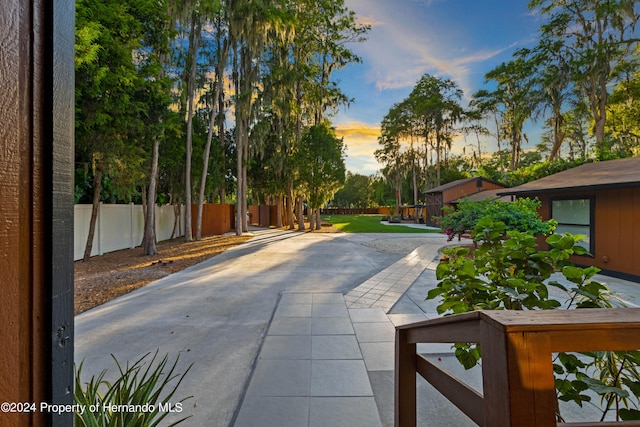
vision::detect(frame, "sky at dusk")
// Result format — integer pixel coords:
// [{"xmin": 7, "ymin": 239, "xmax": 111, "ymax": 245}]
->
[{"xmin": 333, "ymin": 0, "xmax": 542, "ymax": 175}]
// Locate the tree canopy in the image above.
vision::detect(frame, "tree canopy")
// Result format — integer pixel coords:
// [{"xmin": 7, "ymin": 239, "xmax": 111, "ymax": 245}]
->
[{"xmin": 75, "ymin": 0, "xmax": 640, "ymax": 250}]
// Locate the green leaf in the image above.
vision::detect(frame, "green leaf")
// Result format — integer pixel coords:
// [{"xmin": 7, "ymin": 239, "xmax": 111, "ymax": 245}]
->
[
  {"xmin": 455, "ymin": 345, "xmax": 480, "ymax": 370},
  {"xmin": 562, "ymin": 266, "xmax": 584, "ymax": 283},
  {"xmin": 427, "ymin": 287, "xmax": 445, "ymax": 300},
  {"xmin": 622, "ymin": 378, "xmax": 640, "ymax": 397},
  {"xmin": 620, "ymin": 408, "xmax": 640, "ymax": 421},
  {"xmin": 580, "ymin": 377, "xmax": 629, "ymax": 397},
  {"xmin": 573, "ymin": 245, "xmax": 589, "ymax": 256},
  {"xmin": 558, "ymin": 352, "xmax": 587, "ymax": 373},
  {"xmin": 461, "ymin": 259, "xmax": 477, "ymax": 277},
  {"xmin": 548, "ymin": 280, "xmax": 568, "ymax": 292},
  {"xmin": 435, "ymin": 262, "xmax": 450, "ymax": 280}
]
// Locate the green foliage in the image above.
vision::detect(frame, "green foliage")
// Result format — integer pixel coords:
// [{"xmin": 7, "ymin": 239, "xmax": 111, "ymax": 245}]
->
[
  {"xmin": 503, "ymin": 158, "xmax": 591, "ymax": 187},
  {"xmin": 297, "ymin": 123, "xmax": 347, "ymax": 209},
  {"xmin": 606, "ymin": 68, "xmax": 640, "ymax": 158},
  {"xmin": 430, "ymin": 218, "xmax": 639, "ymax": 421},
  {"xmin": 74, "ymin": 351, "xmax": 192, "ymax": 427},
  {"xmin": 477, "ymin": 154, "xmax": 593, "ymax": 188},
  {"xmin": 434, "ymin": 197, "xmax": 556, "ymax": 241},
  {"xmin": 332, "ymin": 172, "xmax": 374, "ymax": 208},
  {"xmin": 75, "ymin": 0, "xmax": 174, "ymax": 204}
]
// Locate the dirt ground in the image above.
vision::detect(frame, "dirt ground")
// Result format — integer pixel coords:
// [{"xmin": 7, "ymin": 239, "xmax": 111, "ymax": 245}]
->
[{"xmin": 74, "ymin": 224, "xmax": 341, "ymax": 315}]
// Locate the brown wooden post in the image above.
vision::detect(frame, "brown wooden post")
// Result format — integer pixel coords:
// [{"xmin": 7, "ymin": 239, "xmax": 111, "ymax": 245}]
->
[
  {"xmin": 506, "ymin": 331, "xmax": 557, "ymax": 425},
  {"xmin": 0, "ymin": 1, "xmax": 75, "ymax": 426},
  {"xmin": 395, "ymin": 329, "xmax": 417, "ymax": 427},
  {"xmin": 479, "ymin": 321, "xmax": 511, "ymax": 426},
  {"xmin": 481, "ymin": 323, "xmax": 558, "ymax": 426}
]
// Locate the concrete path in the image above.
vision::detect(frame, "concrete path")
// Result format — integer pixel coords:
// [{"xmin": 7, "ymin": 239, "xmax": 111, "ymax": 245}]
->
[
  {"xmin": 75, "ymin": 228, "xmax": 449, "ymax": 426},
  {"xmin": 75, "ymin": 227, "xmax": 640, "ymax": 426}
]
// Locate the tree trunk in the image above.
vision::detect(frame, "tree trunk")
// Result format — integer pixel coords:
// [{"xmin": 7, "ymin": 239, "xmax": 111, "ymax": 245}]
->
[
  {"xmin": 287, "ymin": 181, "xmax": 294, "ymax": 229},
  {"xmin": 236, "ymin": 121, "xmax": 244, "ymax": 236},
  {"xmin": 395, "ymin": 171, "xmax": 402, "ymax": 211},
  {"xmin": 142, "ymin": 136, "xmax": 160, "ymax": 255},
  {"xmin": 547, "ymin": 113, "xmax": 565, "ymax": 162},
  {"xmin": 412, "ymin": 160, "xmax": 418, "ymax": 205},
  {"xmin": 309, "ymin": 207, "xmax": 315, "ymax": 230},
  {"xmin": 315, "ymin": 209, "xmax": 321, "ymax": 230},
  {"xmin": 297, "ymin": 195, "xmax": 305, "ymax": 231},
  {"xmin": 594, "ymin": 113, "xmax": 606, "ymax": 156},
  {"xmin": 184, "ymin": 13, "xmax": 200, "ymax": 242},
  {"xmin": 218, "ymin": 75, "xmax": 226, "ymax": 204},
  {"xmin": 241, "ymin": 132, "xmax": 248, "ymax": 233},
  {"xmin": 83, "ymin": 166, "xmax": 103, "ymax": 261},
  {"xmin": 141, "ymin": 185, "xmax": 147, "ymax": 219},
  {"xmin": 171, "ymin": 203, "xmax": 180, "ymax": 239},
  {"xmin": 276, "ymin": 195, "xmax": 283, "ymax": 228},
  {"xmin": 435, "ymin": 131, "xmax": 441, "ymax": 186},
  {"xmin": 196, "ymin": 84, "xmax": 220, "ymax": 240}
]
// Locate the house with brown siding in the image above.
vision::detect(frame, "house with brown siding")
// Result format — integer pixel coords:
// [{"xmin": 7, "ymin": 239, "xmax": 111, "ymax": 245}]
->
[
  {"xmin": 422, "ymin": 177, "xmax": 507, "ymax": 225},
  {"xmin": 499, "ymin": 157, "xmax": 640, "ymax": 281}
]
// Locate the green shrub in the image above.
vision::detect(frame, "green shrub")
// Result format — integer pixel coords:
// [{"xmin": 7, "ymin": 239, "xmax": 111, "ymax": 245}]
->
[
  {"xmin": 428, "ymin": 218, "xmax": 640, "ymax": 422},
  {"xmin": 74, "ymin": 351, "xmax": 192, "ymax": 426},
  {"xmin": 435, "ymin": 197, "xmax": 556, "ymax": 241}
]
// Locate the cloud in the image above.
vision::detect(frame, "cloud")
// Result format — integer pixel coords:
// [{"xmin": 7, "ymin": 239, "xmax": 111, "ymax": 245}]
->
[
  {"xmin": 334, "ymin": 121, "xmax": 383, "ymax": 174},
  {"xmin": 335, "ymin": 121, "xmax": 380, "ymax": 139},
  {"xmin": 346, "ymin": 0, "xmax": 520, "ymax": 99},
  {"xmin": 356, "ymin": 15, "xmax": 384, "ymax": 28}
]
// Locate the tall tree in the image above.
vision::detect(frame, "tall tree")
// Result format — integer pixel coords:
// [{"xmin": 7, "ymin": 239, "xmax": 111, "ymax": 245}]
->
[
  {"xmin": 138, "ymin": 0, "xmax": 175, "ymax": 256},
  {"xmin": 375, "ymin": 130, "xmax": 403, "ymax": 210},
  {"xmin": 183, "ymin": 9, "xmax": 202, "ymax": 242},
  {"xmin": 196, "ymin": 5, "xmax": 230, "ymax": 240},
  {"xmin": 470, "ymin": 89, "xmax": 505, "ymax": 170},
  {"xmin": 406, "ymin": 74, "xmax": 463, "ymax": 185},
  {"xmin": 228, "ymin": 0, "xmax": 293, "ymax": 235},
  {"xmin": 333, "ymin": 172, "xmax": 373, "ymax": 208},
  {"xmin": 76, "ymin": 0, "xmax": 162, "ymax": 260},
  {"xmin": 606, "ymin": 64, "xmax": 640, "ymax": 157},
  {"xmin": 522, "ymin": 42, "xmax": 573, "ymax": 161},
  {"xmin": 297, "ymin": 123, "xmax": 346, "ymax": 223},
  {"xmin": 289, "ymin": 0, "xmax": 368, "ymax": 228},
  {"xmin": 484, "ymin": 58, "xmax": 536, "ymax": 171},
  {"xmin": 529, "ymin": 0, "xmax": 640, "ymax": 156}
]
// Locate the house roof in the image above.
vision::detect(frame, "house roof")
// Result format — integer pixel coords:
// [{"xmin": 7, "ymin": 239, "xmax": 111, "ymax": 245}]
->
[
  {"xmin": 422, "ymin": 177, "xmax": 505, "ymax": 194},
  {"xmin": 498, "ymin": 157, "xmax": 640, "ymax": 196}
]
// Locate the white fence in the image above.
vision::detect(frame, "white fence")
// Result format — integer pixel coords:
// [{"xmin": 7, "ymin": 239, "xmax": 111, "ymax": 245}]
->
[{"xmin": 74, "ymin": 203, "xmax": 185, "ymax": 261}]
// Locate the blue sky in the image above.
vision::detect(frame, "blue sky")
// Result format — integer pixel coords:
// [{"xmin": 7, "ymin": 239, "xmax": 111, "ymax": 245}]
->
[{"xmin": 333, "ymin": 0, "xmax": 542, "ymax": 175}]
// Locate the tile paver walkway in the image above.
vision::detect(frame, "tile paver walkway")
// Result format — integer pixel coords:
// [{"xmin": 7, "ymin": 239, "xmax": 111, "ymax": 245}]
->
[
  {"xmin": 235, "ymin": 293, "xmax": 391, "ymax": 427},
  {"xmin": 343, "ymin": 243, "xmax": 443, "ymax": 311},
  {"xmin": 234, "ymin": 238, "xmax": 458, "ymax": 427}
]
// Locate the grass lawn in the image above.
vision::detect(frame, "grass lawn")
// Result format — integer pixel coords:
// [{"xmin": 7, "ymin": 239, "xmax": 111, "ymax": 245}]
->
[{"xmin": 323, "ymin": 214, "xmax": 443, "ymax": 233}]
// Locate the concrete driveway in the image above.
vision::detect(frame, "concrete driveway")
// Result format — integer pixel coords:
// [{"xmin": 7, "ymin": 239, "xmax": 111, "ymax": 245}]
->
[
  {"xmin": 77, "ymin": 227, "xmax": 640, "ymax": 426},
  {"xmin": 75, "ymin": 228, "xmax": 445, "ymax": 426}
]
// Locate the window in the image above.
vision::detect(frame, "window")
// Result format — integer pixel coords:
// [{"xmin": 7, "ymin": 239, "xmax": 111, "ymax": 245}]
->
[{"xmin": 551, "ymin": 198, "xmax": 593, "ymax": 252}]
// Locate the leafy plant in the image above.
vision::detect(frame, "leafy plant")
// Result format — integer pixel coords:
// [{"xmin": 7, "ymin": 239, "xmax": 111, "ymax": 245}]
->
[
  {"xmin": 74, "ymin": 351, "xmax": 192, "ymax": 426},
  {"xmin": 434, "ymin": 197, "xmax": 556, "ymax": 241},
  {"xmin": 429, "ymin": 218, "xmax": 639, "ymax": 421}
]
